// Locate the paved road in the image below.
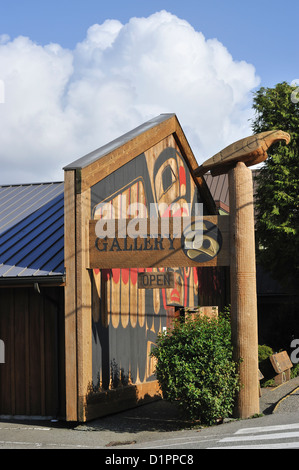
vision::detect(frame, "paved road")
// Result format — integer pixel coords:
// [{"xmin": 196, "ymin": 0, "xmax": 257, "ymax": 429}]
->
[
  {"xmin": 1, "ymin": 377, "xmax": 299, "ymax": 450},
  {"xmin": 208, "ymin": 421, "xmax": 299, "ymax": 449},
  {"xmin": 2, "ymin": 412, "xmax": 299, "ymax": 450},
  {"xmin": 122, "ymin": 413, "xmax": 299, "ymax": 450}
]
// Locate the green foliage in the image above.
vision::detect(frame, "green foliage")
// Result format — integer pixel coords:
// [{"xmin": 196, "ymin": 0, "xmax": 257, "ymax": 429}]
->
[
  {"xmin": 258, "ymin": 344, "xmax": 275, "ymax": 387},
  {"xmin": 251, "ymin": 82, "xmax": 299, "ymax": 293},
  {"xmin": 291, "ymin": 363, "xmax": 299, "ymax": 379},
  {"xmin": 219, "ymin": 304, "xmax": 231, "ymax": 321},
  {"xmin": 150, "ymin": 313, "xmax": 240, "ymax": 426},
  {"xmin": 258, "ymin": 344, "xmax": 274, "ymax": 362}
]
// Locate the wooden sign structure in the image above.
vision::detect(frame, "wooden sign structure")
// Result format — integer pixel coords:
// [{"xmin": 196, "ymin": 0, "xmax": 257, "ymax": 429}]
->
[
  {"xmin": 64, "ymin": 114, "xmax": 220, "ymax": 422},
  {"xmin": 89, "ymin": 216, "xmax": 230, "ymax": 269},
  {"xmin": 63, "ymin": 110, "xmax": 290, "ymax": 423}
]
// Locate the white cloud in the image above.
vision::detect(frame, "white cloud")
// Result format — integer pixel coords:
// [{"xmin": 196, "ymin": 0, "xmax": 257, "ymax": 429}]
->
[{"xmin": 0, "ymin": 10, "xmax": 260, "ymax": 184}]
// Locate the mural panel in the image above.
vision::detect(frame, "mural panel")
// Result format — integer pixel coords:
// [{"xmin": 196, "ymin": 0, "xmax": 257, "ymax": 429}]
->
[{"xmin": 91, "ymin": 136, "xmax": 202, "ymax": 390}]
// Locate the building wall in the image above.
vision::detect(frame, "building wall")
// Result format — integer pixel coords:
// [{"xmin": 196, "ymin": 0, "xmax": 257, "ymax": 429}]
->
[{"xmin": 0, "ymin": 286, "xmax": 65, "ymax": 418}]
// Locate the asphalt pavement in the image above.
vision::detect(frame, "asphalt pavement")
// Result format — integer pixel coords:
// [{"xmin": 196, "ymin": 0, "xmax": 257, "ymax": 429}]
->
[
  {"xmin": 262, "ymin": 376, "xmax": 299, "ymax": 415},
  {"xmin": 1, "ymin": 376, "xmax": 299, "ymax": 449},
  {"xmin": 70, "ymin": 376, "xmax": 299, "ymax": 446}
]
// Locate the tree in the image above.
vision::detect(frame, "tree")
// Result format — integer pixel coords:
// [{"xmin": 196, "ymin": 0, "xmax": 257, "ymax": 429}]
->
[{"xmin": 251, "ymin": 82, "xmax": 299, "ymax": 294}]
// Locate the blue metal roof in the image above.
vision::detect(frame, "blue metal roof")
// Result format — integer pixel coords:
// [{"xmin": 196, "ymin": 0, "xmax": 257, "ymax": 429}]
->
[{"xmin": 0, "ymin": 182, "xmax": 64, "ymax": 281}]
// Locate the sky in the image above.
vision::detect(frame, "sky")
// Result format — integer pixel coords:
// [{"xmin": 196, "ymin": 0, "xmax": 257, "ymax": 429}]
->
[{"xmin": 0, "ymin": 0, "xmax": 298, "ymax": 184}]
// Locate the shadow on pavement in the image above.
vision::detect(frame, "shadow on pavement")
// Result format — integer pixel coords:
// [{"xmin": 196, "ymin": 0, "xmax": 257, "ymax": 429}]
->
[{"xmin": 75, "ymin": 400, "xmax": 197, "ymax": 433}]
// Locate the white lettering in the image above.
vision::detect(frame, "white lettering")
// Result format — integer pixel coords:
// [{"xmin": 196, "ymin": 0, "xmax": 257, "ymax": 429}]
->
[
  {"xmin": 0, "ymin": 340, "xmax": 4, "ymax": 364},
  {"xmin": 105, "ymin": 455, "xmax": 139, "ymax": 467},
  {"xmin": 290, "ymin": 339, "xmax": 299, "ymax": 364}
]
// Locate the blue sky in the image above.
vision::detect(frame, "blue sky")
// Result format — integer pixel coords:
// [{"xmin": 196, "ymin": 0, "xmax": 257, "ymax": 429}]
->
[
  {"xmin": 1, "ymin": 0, "xmax": 298, "ymax": 88},
  {"xmin": 0, "ymin": 0, "xmax": 298, "ymax": 183}
]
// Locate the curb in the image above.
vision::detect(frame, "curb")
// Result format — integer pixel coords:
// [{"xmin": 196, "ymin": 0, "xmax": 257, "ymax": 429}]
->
[{"xmin": 272, "ymin": 386, "xmax": 299, "ymax": 413}]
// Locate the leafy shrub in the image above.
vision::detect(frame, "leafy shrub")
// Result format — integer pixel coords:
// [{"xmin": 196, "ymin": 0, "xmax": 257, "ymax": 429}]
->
[
  {"xmin": 258, "ymin": 344, "xmax": 274, "ymax": 362},
  {"xmin": 291, "ymin": 363, "xmax": 299, "ymax": 379},
  {"xmin": 150, "ymin": 313, "xmax": 240, "ymax": 426},
  {"xmin": 258, "ymin": 344, "xmax": 275, "ymax": 387}
]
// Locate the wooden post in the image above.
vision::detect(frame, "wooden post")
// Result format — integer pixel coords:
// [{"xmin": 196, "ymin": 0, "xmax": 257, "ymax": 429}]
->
[
  {"xmin": 194, "ymin": 129, "xmax": 290, "ymax": 419},
  {"xmin": 228, "ymin": 162, "xmax": 260, "ymax": 419},
  {"xmin": 64, "ymin": 170, "xmax": 78, "ymax": 421}
]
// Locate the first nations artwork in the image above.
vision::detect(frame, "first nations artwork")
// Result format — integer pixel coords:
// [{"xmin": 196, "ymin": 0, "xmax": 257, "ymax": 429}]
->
[{"xmin": 90, "ymin": 135, "xmax": 226, "ymax": 392}]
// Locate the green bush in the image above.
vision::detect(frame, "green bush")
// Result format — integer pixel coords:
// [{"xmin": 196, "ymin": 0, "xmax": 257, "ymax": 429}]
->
[
  {"xmin": 291, "ymin": 363, "xmax": 299, "ymax": 379},
  {"xmin": 258, "ymin": 344, "xmax": 275, "ymax": 387},
  {"xmin": 150, "ymin": 313, "xmax": 240, "ymax": 426},
  {"xmin": 258, "ymin": 344, "xmax": 274, "ymax": 362}
]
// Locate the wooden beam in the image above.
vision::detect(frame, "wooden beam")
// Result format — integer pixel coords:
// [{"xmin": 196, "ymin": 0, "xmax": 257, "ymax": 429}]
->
[
  {"xmin": 75, "ymin": 187, "xmax": 93, "ymax": 422},
  {"xmin": 64, "ymin": 170, "xmax": 78, "ymax": 421},
  {"xmin": 229, "ymin": 162, "xmax": 259, "ymax": 419}
]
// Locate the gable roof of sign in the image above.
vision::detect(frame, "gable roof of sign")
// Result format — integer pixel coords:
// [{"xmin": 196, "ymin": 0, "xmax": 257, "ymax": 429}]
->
[
  {"xmin": 64, "ymin": 113, "xmax": 217, "ymax": 214},
  {"xmin": 65, "ymin": 115, "xmax": 177, "ymax": 171}
]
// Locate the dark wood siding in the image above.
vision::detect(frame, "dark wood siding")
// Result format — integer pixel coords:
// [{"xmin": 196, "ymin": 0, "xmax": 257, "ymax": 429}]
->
[{"xmin": 0, "ymin": 286, "xmax": 65, "ymax": 418}]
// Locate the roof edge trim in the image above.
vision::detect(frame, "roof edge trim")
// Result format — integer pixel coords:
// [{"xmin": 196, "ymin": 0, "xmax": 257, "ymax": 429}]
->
[
  {"xmin": 63, "ymin": 114, "xmax": 176, "ymax": 171},
  {"xmin": 0, "ymin": 275, "xmax": 65, "ymax": 286}
]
